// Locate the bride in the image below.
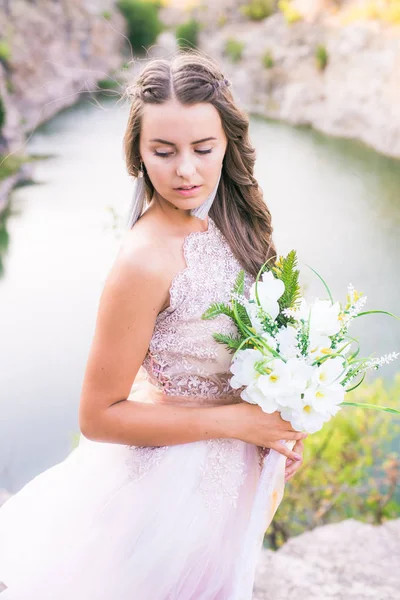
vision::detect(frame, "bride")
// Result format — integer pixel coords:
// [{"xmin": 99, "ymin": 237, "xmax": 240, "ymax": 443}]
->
[{"xmin": 0, "ymin": 50, "xmax": 306, "ymax": 599}]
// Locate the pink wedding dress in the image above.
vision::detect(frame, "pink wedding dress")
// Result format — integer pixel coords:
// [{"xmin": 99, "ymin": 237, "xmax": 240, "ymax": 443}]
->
[{"xmin": 0, "ymin": 217, "xmax": 287, "ymax": 600}]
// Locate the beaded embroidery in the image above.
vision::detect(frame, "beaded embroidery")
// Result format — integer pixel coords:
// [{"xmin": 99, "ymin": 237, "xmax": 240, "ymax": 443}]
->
[
  {"xmin": 141, "ymin": 218, "xmax": 254, "ymax": 399},
  {"xmin": 198, "ymin": 439, "xmax": 247, "ymax": 510}
]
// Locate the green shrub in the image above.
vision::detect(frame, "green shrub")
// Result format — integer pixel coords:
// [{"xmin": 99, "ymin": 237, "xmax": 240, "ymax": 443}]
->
[
  {"xmin": 266, "ymin": 375, "xmax": 400, "ymax": 549},
  {"xmin": 315, "ymin": 44, "xmax": 329, "ymax": 71},
  {"xmin": 97, "ymin": 78, "xmax": 121, "ymax": 91},
  {"xmin": 117, "ymin": 0, "xmax": 163, "ymax": 53},
  {"xmin": 0, "ymin": 96, "xmax": 5, "ymax": 130},
  {"xmin": 278, "ymin": 0, "xmax": 302, "ymax": 23},
  {"xmin": 224, "ymin": 38, "xmax": 245, "ymax": 63},
  {"xmin": 0, "ymin": 40, "xmax": 11, "ymax": 64},
  {"xmin": 240, "ymin": 0, "xmax": 275, "ymax": 21},
  {"xmin": 176, "ymin": 19, "xmax": 201, "ymax": 50},
  {"xmin": 262, "ymin": 49, "xmax": 274, "ymax": 69},
  {"xmin": 0, "ymin": 154, "xmax": 28, "ymax": 181},
  {"xmin": 217, "ymin": 14, "xmax": 228, "ymax": 27}
]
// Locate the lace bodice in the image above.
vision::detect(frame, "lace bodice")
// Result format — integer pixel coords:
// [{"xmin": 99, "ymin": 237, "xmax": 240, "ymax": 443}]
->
[
  {"xmin": 140, "ymin": 217, "xmax": 254, "ymax": 401},
  {"xmin": 125, "ymin": 219, "xmax": 269, "ymax": 504}
]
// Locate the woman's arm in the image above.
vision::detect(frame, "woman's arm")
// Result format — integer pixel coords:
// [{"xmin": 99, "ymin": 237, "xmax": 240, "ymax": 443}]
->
[
  {"xmin": 79, "ymin": 235, "xmax": 305, "ymax": 460},
  {"xmin": 78, "ymin": 235, "xmax": 229, "ymax": 446}
]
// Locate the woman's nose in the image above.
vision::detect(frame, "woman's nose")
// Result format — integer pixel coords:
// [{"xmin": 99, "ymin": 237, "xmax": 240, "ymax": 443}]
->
[{"xmin": 176, "ymin": 157, "xmax": 196, "ymax": 179}]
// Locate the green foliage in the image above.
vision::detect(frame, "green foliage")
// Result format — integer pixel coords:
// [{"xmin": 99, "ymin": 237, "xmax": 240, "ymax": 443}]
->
[
  {"xmin": 0, "ymin": 154, "xmax": 28, "ymax": 182},
  {"xmin": 202, "ymin": 302, "xmax": 235, "ymax": 321},
  {"xmin": 97, "ymin": 78, "xmax": 121, "ymax": 91},
  {"xmin": 315, "ymin": 44, "xmax": 329, "ymax": 71},
  {"xmin": 0, "ymin": 96, "xmax": 5, "ymax": 130},
  {"xmin": 271, "ymin": 250, "xmax": 301, "ymax": 327},
  {"xmin": 278, "ymin": 0, "xmax": 302, "ymax": 23},
  {"xmin": 0, "ymin": 40, "xmax": 11, "ymax": 64},
  {"xmin": 176, "ymin": 18, "xmax": 201, "ymax": 50},
  {"xmin": 102, "ymin": 10, "xmax": 112, "ymax": 20},
  {"xmin": 224, "ymin": 38, "xmax": 245, "ymax": 63},
  {"xmin": 240, "ymin": 0, "xmax": 275, "ymax": 21},
  {"xmin": 262, "ymin": 49, "xmax": 274, "ymax": 69},
  {"xmin": 217, "ymin": 13, "xmax": 228, "ymax": 27},
  {"xmin": 266, "ymin": 375, "xmax": 400, "ymax": 549},
  {"xmin": 233, "ymin": 269, "xmax": 245, "ymax": 296},
  {"xmin": 117, "ymin": 0, "xmax": 163, "ymax": 53},
  {"xmin": 213, "ymin": 333, "xmax": 243, "ymax": 351}
]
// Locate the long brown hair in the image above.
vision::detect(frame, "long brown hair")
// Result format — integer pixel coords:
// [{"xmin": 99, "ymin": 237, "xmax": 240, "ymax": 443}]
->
[{"xmin": 123, "ymin": 50, "xmax": 277, "ymax": 278}]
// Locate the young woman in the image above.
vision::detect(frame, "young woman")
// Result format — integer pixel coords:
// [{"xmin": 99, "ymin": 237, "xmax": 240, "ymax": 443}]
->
[{"xmin": 0, "ymin": 50, "xmax": 306, "ymax": 599}]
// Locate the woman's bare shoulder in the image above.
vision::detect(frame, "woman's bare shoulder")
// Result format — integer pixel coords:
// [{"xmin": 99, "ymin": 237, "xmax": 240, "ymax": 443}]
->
[
  {"xmin": 116, "ymin": 217, "xmax": 171, "ymax": 277},
  {"xmin": 102, "ymin": 216, "xmax": 175, "ymax": 313}
]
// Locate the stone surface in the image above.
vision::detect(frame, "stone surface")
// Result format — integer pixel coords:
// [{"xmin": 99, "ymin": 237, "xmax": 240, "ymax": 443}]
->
[
  {"xmin": 252, "ymin": 518, "xmax": 400, "ymax": 599},
  {"xmin": 160, "ymin": 2, "xmax": 400, "ymax": 159}
]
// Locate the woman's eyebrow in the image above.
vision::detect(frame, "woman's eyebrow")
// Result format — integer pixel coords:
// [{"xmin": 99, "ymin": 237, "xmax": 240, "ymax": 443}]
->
[{"xmin": 149, "ymin": 137, "xmax": 217, "ymax": 146}]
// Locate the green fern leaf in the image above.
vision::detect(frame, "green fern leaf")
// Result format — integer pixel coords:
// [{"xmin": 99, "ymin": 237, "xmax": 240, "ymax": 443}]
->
[
  {"xmin": 202, "ymin": 302, "xmax": 235, "ymax": 321},
  {"xmin": 276, "ymin": 250, "xmax": 302, "ymax": 311},
  {"xmin": 233, "ymin": 269, "xmax": 245, "ymax": 295},
  {"xmin": 213, "ymin": 332, "xmax": 243, "ymax": 351}
]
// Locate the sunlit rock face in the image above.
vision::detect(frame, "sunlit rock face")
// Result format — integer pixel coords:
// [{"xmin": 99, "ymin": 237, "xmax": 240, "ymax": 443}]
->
[
  {"xmin": 0, "ymin": 0, "xmax": 125, "ymax": 151},
  {"xmin": 160, "ymin": 2, "xmax": 400, "ymax": 160},
  {"xmin": 253, "ymin": 518, "xmax": 400, "ymax": 599}
]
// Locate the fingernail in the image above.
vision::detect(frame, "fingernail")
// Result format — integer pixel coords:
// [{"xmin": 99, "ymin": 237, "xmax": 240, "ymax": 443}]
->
[{"xmin": 294, "ymin": 453, "xmax": 302, "ymax": 460}]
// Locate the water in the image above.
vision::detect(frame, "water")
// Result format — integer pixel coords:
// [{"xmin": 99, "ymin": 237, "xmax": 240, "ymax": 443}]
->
[{"xmin": 1, "ymin": 99, "xmax": 399, "ymax": 493}]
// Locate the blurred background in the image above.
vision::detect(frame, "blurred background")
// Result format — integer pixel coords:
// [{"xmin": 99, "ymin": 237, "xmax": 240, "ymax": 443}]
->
[{"xmin": 0, "ymin": 0, "xmax": 399, "ymax": 594}]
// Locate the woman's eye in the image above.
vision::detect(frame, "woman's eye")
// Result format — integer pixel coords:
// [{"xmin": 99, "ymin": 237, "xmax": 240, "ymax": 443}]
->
[{"xmin": 154, "ymin": 149, "xmax": 213, "ymax": 158}]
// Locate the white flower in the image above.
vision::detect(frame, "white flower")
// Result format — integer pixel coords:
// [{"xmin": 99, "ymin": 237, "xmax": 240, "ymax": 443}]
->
[
  {"xmin": 256, "ymin": 359, "xmax": 293, "ymax": 397},
  {"xmin": 311, "ymin": 357, "xmax": 346, "ymax": 388},
  {"xmin": 230, "ymin": 348, "xmax": 264, "ymax": 389},
  {"xmin": 298, "ymin": 298, "xmax": 342, "ymax": 337},
  {"xmin": 285, "ymin": 358, "xmax": 314, "ymax": 393},
  {"xmin": 261, "ymin": 332, "xmax": 278, "ymax": 351},
  {"xmin": 246, "ymin": 302, "xmax": 265, "ymax": 335},
  {"xmin": 276, "ymin": 325, "xmax": 299, "ymax": 359},
  {"xmin": 274, "ymin": 358, "xmax": 313, "ymax": 410},
  {"xmin": 280, "ymin": 404, "xmax": 330, "ymax": 433},
  {"xmin": 303, "ymin": 382, "xmax": 345, "ymax": 418},
  {"xmin": 241, "ymin": 383, "xmax": 279, "ymax": 413},
  {"xmin": 308, "ymin": 331, "xmax": 333, "ymax": 361},
  {"xmin": 250, "ymin": 271, "xmax": 285, "ymax": 320}
]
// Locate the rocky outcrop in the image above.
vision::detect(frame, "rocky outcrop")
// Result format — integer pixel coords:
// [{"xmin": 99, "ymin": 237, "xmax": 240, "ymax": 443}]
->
[
  {"xmin": 199, "ymin": 13, "xmax": 400, "ymax": 159},
  {"xmin": 0, "ymin": 0, "xmax": 125, "ymax": 150},
  {"xmin": 0, "ymin": 0, "xmax": 126, "ymax": 213},
  {"xmin": 253, "ymin": 518, "xmax": 400, "ymax": 599},
  {"xmin": 159, "ymin": 2, "xmax": 400, "ymax": 160}
]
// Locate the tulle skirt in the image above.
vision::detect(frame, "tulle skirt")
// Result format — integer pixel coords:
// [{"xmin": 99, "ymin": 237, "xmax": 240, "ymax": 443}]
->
[{"xmin": 0, "ymin": 428, "xmax": 264, "ymax": 599}]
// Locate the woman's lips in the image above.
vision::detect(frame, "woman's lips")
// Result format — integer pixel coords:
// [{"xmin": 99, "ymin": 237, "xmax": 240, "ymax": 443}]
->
[{"xmin": 174, "ymin": 185, "xmax": 202, "ymax": 196}]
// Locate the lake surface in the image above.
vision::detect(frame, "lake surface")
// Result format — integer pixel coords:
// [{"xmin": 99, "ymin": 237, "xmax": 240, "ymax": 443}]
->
[{"xmin": 1, "ymin": 98, "xmax": 399, "ymax": 493}]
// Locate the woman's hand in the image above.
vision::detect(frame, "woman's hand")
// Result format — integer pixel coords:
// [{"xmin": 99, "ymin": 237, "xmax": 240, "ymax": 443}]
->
[
  {"xmin": 228, "ymin": 403, "xmax": 308, "ymax": 462},
  {"xmin": 284, "ymin": 436, "xmax": 306, "ymax": 482}
]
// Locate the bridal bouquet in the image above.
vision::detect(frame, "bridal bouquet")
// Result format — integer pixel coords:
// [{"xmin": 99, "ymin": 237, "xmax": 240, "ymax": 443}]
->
[
  {"xmin": 202, "ymin": 251, "xmax": 400, "ymax": 433},
  {"xmin": 205, "ymin": 251, "xmax": 400, "ymax": 600}
]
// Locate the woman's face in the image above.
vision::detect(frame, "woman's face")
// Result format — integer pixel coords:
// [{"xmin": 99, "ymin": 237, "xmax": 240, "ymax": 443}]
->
[{"xmin": 139, "ymin": 98, "xmax": 228, "ymax": 213}]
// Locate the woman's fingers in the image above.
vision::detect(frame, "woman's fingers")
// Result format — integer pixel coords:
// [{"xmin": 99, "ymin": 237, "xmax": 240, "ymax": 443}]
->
[
  {"xmin": 285, "ymin": 438, "xmax": 305, "ymax": 482},
  {"xmin": 270, "ymin": 441, "xmax": 302, "ymax": 461}
]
